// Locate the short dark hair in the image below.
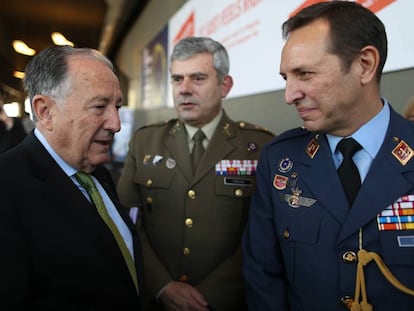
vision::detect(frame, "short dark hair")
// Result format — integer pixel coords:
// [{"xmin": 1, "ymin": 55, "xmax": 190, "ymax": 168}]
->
[{"xmin": 282, "ymin": 1, "xmax": 387, "ymax": 83}]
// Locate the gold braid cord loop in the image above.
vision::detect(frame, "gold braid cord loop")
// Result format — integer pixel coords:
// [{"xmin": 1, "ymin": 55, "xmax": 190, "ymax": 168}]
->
[{"xmin": 350, "ymin": 249, "xmax": 414, "ymax": 311}]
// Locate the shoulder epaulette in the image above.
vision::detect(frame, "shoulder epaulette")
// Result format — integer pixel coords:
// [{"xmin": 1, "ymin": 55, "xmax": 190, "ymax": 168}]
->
[
  {"xmin": 237, "ymin": 121, "xmax": 274, "ymax": 135},
  {"xmin": 270, "ymin": 126, "xmax": 310, "ymax": 145},
  {"xmin": 138, "ymin": 118, "xmax": 178, "ymax": 131}
]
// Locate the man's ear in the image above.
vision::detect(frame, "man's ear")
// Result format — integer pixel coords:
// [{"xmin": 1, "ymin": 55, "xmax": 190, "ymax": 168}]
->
[
  {"xmin": 32, "ymin": 95, "xmax": 54, "ymax": 130},
  {"xmin": 221, "ymin": 75, "xmax": 234, "ymax": 98},
  {"xmin": 358, "ymin": 45, "xmax": 380, "ymax": 85}
]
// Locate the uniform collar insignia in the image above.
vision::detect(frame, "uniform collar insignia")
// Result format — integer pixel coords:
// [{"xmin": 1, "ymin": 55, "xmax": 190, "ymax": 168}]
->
[
  {"xmin": 222, "ymin": 123, "xmax": 233, "ymax": 137},
  {"xmin": 169, "ymin": 120, "xmax": 182, "ymax": 135},
  {"xmin": 306, "ymin": 136, "xmax": 320, "ymax": 159},
  {"xmin": 392, "ymin": 139, "xmax": 414, "ymax": 165}
]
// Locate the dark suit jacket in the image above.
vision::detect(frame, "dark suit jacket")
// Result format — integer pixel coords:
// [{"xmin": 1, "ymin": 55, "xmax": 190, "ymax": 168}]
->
[
  {"xmin": 0, "ymin": 133, "xmax": 143, "ymax": 310},
  {"xmin": 243, "ymin": 106, "xmax": 414, "ymax": 310},
  {"xmin": 118, "ymin": 111, "xmax": 274, "ymax": 310}
]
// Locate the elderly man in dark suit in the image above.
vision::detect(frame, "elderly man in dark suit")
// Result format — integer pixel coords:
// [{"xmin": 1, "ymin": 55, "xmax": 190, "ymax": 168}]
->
[{"xmin": 0, "ymin": 45, "xmax": 143, "ymax": 310}]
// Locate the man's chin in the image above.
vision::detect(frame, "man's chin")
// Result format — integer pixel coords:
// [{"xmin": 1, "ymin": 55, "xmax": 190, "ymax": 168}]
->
[
  {"xmin": 179, "ymin": 113, "xmax": 198, "ymax": 123},
  {"xmin": 91, "ymin": 152, "xmax": 112, "ymax": 166},
  {"xmin": 302, "ymin": 120, "xmax": 321, "ymax": 133}
]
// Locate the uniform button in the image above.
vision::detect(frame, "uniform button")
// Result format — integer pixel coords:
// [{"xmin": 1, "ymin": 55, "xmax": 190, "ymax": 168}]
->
[
  {"xmin": 179, "ymin": 274, "xmax": 188, "ymax": 282},
  {"xmin": 146, "ymin": 179, "xmax": 153, "ymax": 186},
  {"xmin": 187, "ymin": 189, "xmax": 196, "ymax": 199},
  {"xmin": 340, "ymin": 296, "xmax": 354, "ymax": 308},
  {"xmin": 146, "ymin": 197, "xmax": 153, "ymax": 204},
  {"xmin": 183, "ymin": 247, "xmax": 191, "ymax": 256},
  {"xmin": 185, "ymin": 218, "xmax": 193, "ymax": 228},
  {"xmin": 234, "ymin": 189, "xmax": 243, "ymax": 197},
  {"xmin": 342, "ymin": 251, "xmax": 357, "ymax": 263},
  {"xmin": 282, "ymin": 229, "xmax": 290, "ymax": 239}
]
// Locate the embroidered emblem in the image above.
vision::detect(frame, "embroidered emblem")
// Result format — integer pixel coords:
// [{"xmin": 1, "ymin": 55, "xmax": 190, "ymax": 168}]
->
[
  {"xmin": 278, "ymin": 158, "xmax": 293, "ymax": 173},
  {"xmin": 153, "ymin": 155, "xmax": 163, "ymax": 165},
  {"xmin": 143, "ymin": 155, "xmax": 151, "ymax": 165},
  {"xmin": 306, "ymin": 138, "xmax": 320, "ymax": 159},
  {"xmin": 222, "ymin": 123, "xmax": 232, "ymax": 137},
  {"xmin": 247, "ymin": 142, "xmax": 257, "ymax": 152},
  {"xmin": 166, "ymin": 157, "xmax": 176, "ymax": 169},
  {"xmin": 273, "ymin": 174, "xmax": 288, "ymax": 190},
  {"xmin": 289, "ymin": 172, "xmax": 298, "ymax": 189},
  {"xmin": 392, "ymin": 140, "xmax": 414, "ymax": 165},
  {"xmin": 279, "ymin": 192, "xmax": 317, "ymax": 208}
]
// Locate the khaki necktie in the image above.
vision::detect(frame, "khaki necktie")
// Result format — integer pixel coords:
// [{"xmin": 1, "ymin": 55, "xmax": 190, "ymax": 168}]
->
[
  {"xmin": 191, "ymin": 129, "xmax": 206, "ymax": 171},
  {"xmin": 75, "ymin": 172, "xmax": 139, "ymax": 293},
  {"xmin": 337, "ymin": 138, "xmax": 362, "ymax": 206}
]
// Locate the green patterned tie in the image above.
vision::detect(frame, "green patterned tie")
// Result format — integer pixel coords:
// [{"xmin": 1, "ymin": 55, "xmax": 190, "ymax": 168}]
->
[{"xmin": 75, "ymin": 172, "xmax": 139, "ymax": 293}]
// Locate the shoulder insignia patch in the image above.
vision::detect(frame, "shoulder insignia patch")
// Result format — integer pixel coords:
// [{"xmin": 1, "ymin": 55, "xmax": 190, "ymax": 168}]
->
[
  {"xmin": 270, "ymin": 127, "xmax": 310, "ymax": 145},
  {"xmin": 237, "ymin": 121, "xmax": 274, "ymax": 135},
  {"xmin": 138, "ymin": 118, "xmax": 178, "ymax": 131}
]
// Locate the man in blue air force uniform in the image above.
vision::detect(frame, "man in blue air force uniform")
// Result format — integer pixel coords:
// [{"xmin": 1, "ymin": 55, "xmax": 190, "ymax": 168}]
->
[{"xmin": 242, "ymin": 2, "xmax": 414, "ymax": 310}]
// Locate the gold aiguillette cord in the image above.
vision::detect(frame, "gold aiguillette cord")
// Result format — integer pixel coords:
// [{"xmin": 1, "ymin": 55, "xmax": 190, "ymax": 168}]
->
[{"xmin": 350, "ymin": 228, "xmax": 414, "ymax": 311}]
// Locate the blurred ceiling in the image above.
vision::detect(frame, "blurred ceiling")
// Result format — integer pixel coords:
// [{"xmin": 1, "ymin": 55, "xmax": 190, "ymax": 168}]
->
[{"xmin": 0, "ymin": 0, "xmax": 148, "ymax": 103}]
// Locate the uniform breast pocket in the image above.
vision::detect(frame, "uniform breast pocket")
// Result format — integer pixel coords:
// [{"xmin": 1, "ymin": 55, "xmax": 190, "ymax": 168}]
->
[
  {"xmin": 214, "ymin": 176, "xmax": 255, "ymax": 198},
  {"xmin": 380, "ymin": 231, "xmax": 414, "ymax": 266},
  {"xmin": 133, "ymin": 165, "xmax": 175, "ymax": 213},
  {"xmin": 277, "ymin": 211, "xmax": 322, "ymax": 289},
  {"xmin": 379, "ymin": 231, "xmax": 414, "ymax": 291},
  {"xmin": 133, "ymin": 165, "xmax": 175, "ymax": 189}
]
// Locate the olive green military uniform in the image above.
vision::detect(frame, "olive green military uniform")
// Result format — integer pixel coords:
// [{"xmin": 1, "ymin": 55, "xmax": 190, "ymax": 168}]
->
[{"xmin": 117, "ymin": 111, "xmax": 274, "ymax": 310}]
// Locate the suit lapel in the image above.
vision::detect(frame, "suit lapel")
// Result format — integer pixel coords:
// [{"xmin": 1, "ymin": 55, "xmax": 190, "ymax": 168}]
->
[
  {"xmin": 299, "ymin": 134, "xmax": 350, "ymax": 224},
  {"xmin": 338, "ymin": 113, "xmax": 414, "ymax": 242},
  {"xmin": 165, "ymin": 120, "xmax": 193, "ymax": 182},
  {"xmin": 25, "ymin": 135, "xmax": 136, "ymax": 287}
]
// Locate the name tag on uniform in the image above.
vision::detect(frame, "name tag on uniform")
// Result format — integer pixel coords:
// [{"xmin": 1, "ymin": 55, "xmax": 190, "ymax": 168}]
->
[
  {"xmin": 224, "ymin": 177, "xmax": 253, "ymax": 186},
  {"xmin": 398, "ymin": 236, "xmax": 414, "ymax": 247}
]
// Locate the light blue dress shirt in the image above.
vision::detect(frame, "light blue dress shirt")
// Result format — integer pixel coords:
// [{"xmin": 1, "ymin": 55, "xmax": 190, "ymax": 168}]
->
[
  {"xmin": 34, "ymin": 129, "xmax": 134, "ymax": 258},
  {"xmin": 326, "ymin": 99, "xmax": 390, "ymax": 183}
]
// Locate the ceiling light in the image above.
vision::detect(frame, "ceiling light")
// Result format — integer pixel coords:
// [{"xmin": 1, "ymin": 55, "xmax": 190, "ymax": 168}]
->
[
  {"xmin": 3, "ymin": 102, "xmax": 20, "ymax": 117},
  {"xmin": 13, "ymin": 71, "xmax": 25, "ymax": 79},
  {"xmin": 12, "ymin": 40, "xmax": 36, "ymax": 56},
  {"xmin": 51, "ymin": 32, "xmax": 74, "ymax": 47}
]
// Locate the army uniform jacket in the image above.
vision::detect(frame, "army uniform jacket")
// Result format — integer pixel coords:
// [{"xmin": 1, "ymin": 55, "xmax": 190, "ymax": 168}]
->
[
  {"xmin": 242, "ymin": 107, "xmax": 414, "ymax": 310},
  {"xmin": 118, "ymin": 111, "xmax": 274, "ymax": 310}
]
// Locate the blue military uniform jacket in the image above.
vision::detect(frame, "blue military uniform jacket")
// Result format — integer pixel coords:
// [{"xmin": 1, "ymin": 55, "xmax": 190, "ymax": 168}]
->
[{"xmin": 242, "ymin": 107, "xmax": 414, "ymax": 310}]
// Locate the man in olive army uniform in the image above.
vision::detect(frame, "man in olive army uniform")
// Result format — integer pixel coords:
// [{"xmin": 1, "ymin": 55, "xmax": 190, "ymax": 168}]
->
[{"xmin": 118, "ymin": 37, "xmax": 274, "ymax": 310}]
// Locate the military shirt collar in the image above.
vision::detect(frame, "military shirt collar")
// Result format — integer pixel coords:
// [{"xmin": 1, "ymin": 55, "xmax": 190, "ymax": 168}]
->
[{"xmin": 184, "ymin": 109, "xmax": 223, "ymax": 143}]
